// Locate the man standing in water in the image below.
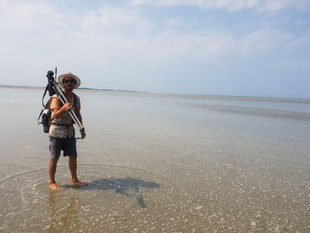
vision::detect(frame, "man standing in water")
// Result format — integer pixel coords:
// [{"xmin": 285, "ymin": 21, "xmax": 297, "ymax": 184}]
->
[{"xmin": 48, "ymin": 72, "xmax": 87, "ymax": 190}]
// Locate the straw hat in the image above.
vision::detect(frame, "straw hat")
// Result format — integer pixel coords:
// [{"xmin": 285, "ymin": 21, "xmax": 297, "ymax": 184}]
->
[{"xmin": 58, "ymin": 72, "xmax": 81, "ymax": 89}]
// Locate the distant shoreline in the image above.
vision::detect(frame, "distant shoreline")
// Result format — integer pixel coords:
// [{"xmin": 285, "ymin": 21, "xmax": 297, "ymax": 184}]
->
[
  {"xmin": 1, "ymin": 84, "xmax": 310, "ymax": 103},
  {"xmin": 0, "ymin": 84, "xmax": 140, "ymax": 93}
]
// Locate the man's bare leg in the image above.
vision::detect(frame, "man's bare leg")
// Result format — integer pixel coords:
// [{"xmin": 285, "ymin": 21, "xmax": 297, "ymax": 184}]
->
[
  {"xmin": 49, "ymin": 158, "xmax": 61, "ymax": 190},
  {"xmin": 69, "ymin": 155, "xmax": 88, "ymax": 186}
]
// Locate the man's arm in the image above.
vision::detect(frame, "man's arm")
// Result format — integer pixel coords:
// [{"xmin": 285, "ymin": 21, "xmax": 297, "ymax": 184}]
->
[
  {"xmin": 51, "ymin": 97, "xmax": 72, "ymax": 119},
  {"xmin": 76, "ymin": 110, "xmax": 83, "ymax": 124}
]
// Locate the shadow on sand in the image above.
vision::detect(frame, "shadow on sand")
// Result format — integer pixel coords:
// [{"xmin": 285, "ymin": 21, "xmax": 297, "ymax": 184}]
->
[{"xmin": 65, "ymin": 177, "xmax": 160, "ymax": 208}]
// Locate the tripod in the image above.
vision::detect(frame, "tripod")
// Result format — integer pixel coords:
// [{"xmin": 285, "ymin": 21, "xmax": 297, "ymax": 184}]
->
[{"xmin": 46, "ymin": 68, "xmax": 85, "ymax": 136}]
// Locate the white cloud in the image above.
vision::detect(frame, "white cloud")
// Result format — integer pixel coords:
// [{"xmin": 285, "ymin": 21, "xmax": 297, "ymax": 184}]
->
[
  {"xmin": 275, "ymin": 59, "xmax": 310, "ymax": 70},
  {"xmin": 130, "ymin": 0, "xmax": 260, "ymax": 11},
  {"xmin": 0, "ymin": 1, "xmax": 236, "ymax": 59},
  {"xmin": 259, "ymin": 0, "xmax": 310, "ymax": 11},
  {"xmin": 1, "ymin": 0, "xmax": 308, "ymax": 62},
  {"xmin": 239, "ymin": 28, "xmax": 287, "ymax": 54},
  {"xmin": 0, "ymin": 0, "xmax": 60, "ymax": 29},
  {"xmin": 0, "ymin": 0, "xmax": 238, "ymax": 88},
  {"xmin": 130, "ymin": 0, "xmax": 310, "ymax": 11},
  {"xmin": 238, "ymin": 28, "xmax": 310, "ymax": 55},
  {"xmin": 1, "ymin": 0, "xmax": 310, "ymax": 95},
  {"xmin": 81, "ymin": 7, "xmax": 154, "ymax": 33}
]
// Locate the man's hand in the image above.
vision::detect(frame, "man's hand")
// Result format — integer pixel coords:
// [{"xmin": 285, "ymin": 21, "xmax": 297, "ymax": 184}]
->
[
  {"xmin": 52, "ymin": 102, "xmax": 73, "ymax": 119},
  {"xmin": 81, "ymin": 131, "xmax": 86, "ymax": 139},
  {"xmin": 62, "ymin": 102, "xmax": 72, "ymax": 111}
]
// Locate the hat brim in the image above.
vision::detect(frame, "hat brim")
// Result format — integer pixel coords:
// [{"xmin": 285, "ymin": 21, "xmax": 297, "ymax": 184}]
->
[{"xmin": 58, "ymin": 73, "xmax": 81, "ymax": 89}]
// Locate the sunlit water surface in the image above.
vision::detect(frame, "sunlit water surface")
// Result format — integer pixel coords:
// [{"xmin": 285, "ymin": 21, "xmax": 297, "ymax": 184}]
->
[{"xmin": 0, "ymin": 87, "xmax": 310, "ymax": 232}]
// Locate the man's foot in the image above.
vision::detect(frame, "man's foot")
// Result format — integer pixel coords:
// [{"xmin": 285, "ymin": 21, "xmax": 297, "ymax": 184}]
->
[
  {"xmin": 49, "ymin": 183, "xmax": 61, "ymax": 191},
  {"xmin": 72, "ymin": 180, "xmax": 88, "ymax": 186}
]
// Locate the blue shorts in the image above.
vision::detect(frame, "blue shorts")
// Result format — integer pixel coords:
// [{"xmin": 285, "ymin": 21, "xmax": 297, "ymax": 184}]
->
[{"xmin": 49, "ymin": 136, "xmax": 77, "ymax": 160}]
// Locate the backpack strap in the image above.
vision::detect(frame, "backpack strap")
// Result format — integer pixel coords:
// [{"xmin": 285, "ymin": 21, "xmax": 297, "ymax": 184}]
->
[
  {"xmin": 38, "ymin": 100, "xmax": 50, "ymax": 124},
  {"xmin": 72, "ymin": 93, "xmax": 78, "ymax": 110},
  {"xmin": 41, "ymin": 84, "xmax": 49, "ymax": 107},
  {"xmin": 37, "ymin": 109, "xmax": 44, "ymax": 123},
  {"xmin": 72, "ymin": 93, "xmax": 81, "ymax": 116}
]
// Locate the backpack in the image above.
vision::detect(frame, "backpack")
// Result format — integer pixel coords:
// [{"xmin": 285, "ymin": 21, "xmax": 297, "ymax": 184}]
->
[{"xmin": 38, "ymin": 85, "xmax": 78, "ymax": 133}]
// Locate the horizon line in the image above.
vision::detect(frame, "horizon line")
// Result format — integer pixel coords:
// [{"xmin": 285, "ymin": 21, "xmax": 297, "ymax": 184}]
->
[{"xmin": 1, "ymin": 84, "xmax": 310, "ymax": 102}]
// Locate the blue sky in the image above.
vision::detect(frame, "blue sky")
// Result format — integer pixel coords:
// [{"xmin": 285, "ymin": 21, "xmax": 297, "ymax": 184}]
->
[{"xmin": 0, "ymin": 0, "xmax": 310, "ymax": 98}]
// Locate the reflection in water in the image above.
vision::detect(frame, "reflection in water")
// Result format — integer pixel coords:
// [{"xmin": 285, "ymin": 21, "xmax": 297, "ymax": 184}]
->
[{"xmin": 47, "ymin": 190, "xmax": 80, "ymax": 232}]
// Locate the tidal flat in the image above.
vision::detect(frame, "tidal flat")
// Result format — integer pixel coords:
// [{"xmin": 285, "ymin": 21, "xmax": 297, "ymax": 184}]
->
[{"xmin": 0, "ymin": 87, "xmax": 310, "ymax": 232}]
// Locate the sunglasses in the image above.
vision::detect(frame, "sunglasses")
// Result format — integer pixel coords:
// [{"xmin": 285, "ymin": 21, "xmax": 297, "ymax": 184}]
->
[{"xmin": 63, "ymin": 79, "xmax": 76, "ymax": 84}]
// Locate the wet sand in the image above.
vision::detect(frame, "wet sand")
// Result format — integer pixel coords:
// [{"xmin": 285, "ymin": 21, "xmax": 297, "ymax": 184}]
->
[{"xmin": 0, "ymin": 87, "xmax": 310, "ymax": 232}]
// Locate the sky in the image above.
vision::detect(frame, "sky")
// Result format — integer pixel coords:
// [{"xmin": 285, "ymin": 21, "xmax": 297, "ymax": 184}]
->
[{"xmin": 0, "ymin": 0, "xmax": 310, "ymax": 98}]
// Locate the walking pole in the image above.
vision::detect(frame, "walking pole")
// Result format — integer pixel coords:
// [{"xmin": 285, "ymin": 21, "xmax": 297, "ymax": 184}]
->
[{"xmin": 46, "ymin": 68, "xmax": 85, "ymax": 136}]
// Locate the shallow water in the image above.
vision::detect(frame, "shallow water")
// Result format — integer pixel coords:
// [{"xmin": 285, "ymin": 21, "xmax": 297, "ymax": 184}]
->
[{"xmin": 0, "ymin": 87, "xmax": 310, "ymax": 232}]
